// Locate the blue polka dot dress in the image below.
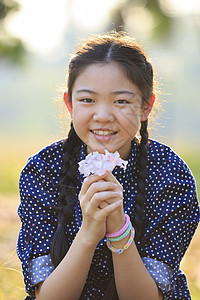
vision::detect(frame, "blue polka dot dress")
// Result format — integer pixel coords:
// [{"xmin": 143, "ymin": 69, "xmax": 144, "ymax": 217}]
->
[{"xmin": 17, "ymin": 139, "xmax": 200, "ymax": 299}]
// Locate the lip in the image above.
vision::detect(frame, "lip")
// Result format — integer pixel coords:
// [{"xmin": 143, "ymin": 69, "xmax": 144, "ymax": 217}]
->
[
  {"xmin": 91, "ymin": 128, "xmax": 117, "ymax": 132},
  {"xmin": 90, "ymin": 129, "xmax": 117, "ymax": 141}
]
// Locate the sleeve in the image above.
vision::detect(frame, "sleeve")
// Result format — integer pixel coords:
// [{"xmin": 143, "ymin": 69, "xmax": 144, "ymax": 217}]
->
[
  {"xmin": 17, "ymin": 155, "xmax": 58, "ymax": 297},
  {"xmin": 139, "ymin": 150, "xmax": 200, "ymax": 299}
]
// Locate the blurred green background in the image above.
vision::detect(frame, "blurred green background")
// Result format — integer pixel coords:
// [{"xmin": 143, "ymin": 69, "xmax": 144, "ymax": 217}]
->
[{"xmin": 0, "ymin": 0, "xmax": 200, "ymax": 299}]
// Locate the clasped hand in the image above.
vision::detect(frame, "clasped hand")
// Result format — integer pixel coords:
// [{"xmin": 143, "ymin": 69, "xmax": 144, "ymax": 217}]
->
[{"xmin": 78, "ymin": 172, "xmax": 125, "ymax": 246}]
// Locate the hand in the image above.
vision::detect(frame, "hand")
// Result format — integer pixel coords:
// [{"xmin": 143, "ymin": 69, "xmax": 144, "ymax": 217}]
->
[
  {"xmin": 78, "ymin": 173, "xmax": 122, "ymax": 246},
  {"xmin": 98, "ymin": 172, "xmax": 125, "ymax": 234}
]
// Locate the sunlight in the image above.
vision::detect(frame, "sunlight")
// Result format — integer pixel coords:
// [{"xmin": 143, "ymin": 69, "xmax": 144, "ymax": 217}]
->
[
  {"xmin": 160, "ymin": 0, "xmax": 200, "ymax": 15},
  {"xmin": 71, "ymin": 0, "xmax": 116, "ymax": 30},
  {"xmin": 5, "ymin": 0, "xmax": 200, "ymax": 57},
  {"xmin": 124, "ymin": 6, "xmax": 155, "ymax": 38},
  {"xmin": 5, "ymin": 0, "xmax": 69, "ymax": 56},
  {"xmin": 5, "ymin": 0, "xmax": 117, "ymax": 56}
]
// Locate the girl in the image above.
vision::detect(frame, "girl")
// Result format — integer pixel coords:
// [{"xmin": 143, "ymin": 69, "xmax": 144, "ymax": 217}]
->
[{"xmin": 17, "ymin": 32, "xmax": 200, "ymax": 300}]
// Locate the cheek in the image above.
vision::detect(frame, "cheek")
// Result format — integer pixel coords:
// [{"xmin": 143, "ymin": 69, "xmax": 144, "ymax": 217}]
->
[
  {"xmin": 73, "ymin": 106, "xmax": 86, "ymax": 122},
  {"xmin": 119, "ymin": 107, "xmax": 141, "ymax": 131},
  {"xmin": 72, "ymin": 109, "xmax": 90, "ymax": 137}
]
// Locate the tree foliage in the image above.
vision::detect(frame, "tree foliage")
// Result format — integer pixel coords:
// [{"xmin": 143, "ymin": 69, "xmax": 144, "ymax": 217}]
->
[
  {"xmin": 108, "ymin": 0, "xmax": 172, "ymax": 40},
  {"xmin": 0, "ymin": 0, "xmax": 25, "ymax": 63}
]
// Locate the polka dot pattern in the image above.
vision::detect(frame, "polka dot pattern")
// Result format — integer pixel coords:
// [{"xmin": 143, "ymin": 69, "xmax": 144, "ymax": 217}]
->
[
  {"xmin": 17, "ymin": 139, "xmax": 200, "ymax": 299},
  {"xmin": 29, "ymin": 254, "xmax": 54, "ymax": 286},
  {"xmin": 142, "ymin": 257, "xmax": 172, "ymax": 291}
]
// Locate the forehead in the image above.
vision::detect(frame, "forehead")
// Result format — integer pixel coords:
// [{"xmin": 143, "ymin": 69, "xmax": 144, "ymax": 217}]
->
[{"xmin": 72, "ymin": 62, "xmax": 142, "ymax": 95}]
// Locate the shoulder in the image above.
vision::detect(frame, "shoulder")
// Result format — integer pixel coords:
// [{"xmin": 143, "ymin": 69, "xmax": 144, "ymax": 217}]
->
[
  {"xmin": 145, "ymin": 140, "xmax": 199, "ymax": 231},
  {"xmin": 148, "ymin": 139, "xmax": 183, "ymax": 165},
  {"xmin": 146, "ymin": 139, "xmax": 198, "ymax": 206},
  {"xmin": 28, "ymin": 139, "xmax": 65, "ymax": 165},
  {"xmin": 147, "ymin": 139, "xmax": 195, "ymax": 182},
  {"xmin": 25, "ymin": 139, "xmax": 65, "ymax": 170},
  {"xmin": 20, "ymin": 139, "xmax": 65, "ymax": 190}
]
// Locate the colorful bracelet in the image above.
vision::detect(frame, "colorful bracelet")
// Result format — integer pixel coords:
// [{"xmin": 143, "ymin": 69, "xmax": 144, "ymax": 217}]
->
[
  {"xmin": 105, "ymin": 214, "xmax": 130, "ymax": 238},
  {"xmin": 107, "ymin": 221, "xmax": 132, "ymax": 242},
  {"xmin": 106, "ymin": 227, "xmax": 135, "ymax": 255}
]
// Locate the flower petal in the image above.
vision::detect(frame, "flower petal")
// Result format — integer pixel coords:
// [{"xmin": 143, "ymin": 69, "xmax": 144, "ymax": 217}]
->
[{"xmin": 78, "ymin": 151, "xmax": 128, "ymax": 177}]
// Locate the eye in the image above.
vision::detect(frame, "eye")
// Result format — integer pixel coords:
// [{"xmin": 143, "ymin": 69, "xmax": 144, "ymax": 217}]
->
[
  {"xmin": 79, "ymin": 98, "xmax": 94, "ymax": 103},
  {"xmin": 114, "ymin": 99, "xmax": 130, "ymax": 104}
]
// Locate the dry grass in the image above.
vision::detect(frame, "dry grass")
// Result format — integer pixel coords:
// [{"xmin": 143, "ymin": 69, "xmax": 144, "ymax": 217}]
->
[{"xmin": 0, "ymin": 195, "xmax": 26, "ymax": 299}]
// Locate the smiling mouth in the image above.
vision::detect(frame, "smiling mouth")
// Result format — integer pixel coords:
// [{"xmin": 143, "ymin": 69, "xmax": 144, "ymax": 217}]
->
[{"xmin": 91, "ymin": 130, "xmax": 117, "ymax": 136}]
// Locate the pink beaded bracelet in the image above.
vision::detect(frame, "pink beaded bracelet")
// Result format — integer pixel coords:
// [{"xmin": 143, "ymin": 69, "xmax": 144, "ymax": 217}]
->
[
  {"xmin": 107, "ymin": 221, "xmax": 132, "ymax": 242},
  {"xmin": 106, "ymin": 227, "xmax": 135, "ymax": 255},
  {"xmin": 105, "ymin": 214, "xmax": 130, "ymax": 238}
]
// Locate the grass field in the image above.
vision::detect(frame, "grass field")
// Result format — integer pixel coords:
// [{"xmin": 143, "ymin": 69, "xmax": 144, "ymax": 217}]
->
[
  {"xmin": 0, "ymin": 138, "xmax": 200, "ymax": 299},
  {"xmin": 0, "ymin": 194, "xmax": 27, "ymax": 299}
]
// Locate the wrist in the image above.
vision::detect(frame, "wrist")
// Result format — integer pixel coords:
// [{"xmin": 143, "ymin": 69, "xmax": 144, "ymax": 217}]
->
[
  {"xmin": 107, "ymin": 227, "xmax": 135, "ymax": 255},
  {"xmin": 106, "ymin": 212, "xmax": 126, "ymax": 234},
  {"xmin": 106, "ymin": 213, "xmax": 128, "ymax": 237},
  {"xmin": 110, "ymin": 230, "xmax": 131, "ymax": 248},
  {"xmin": 105, "ymin": 214, "xmax": 135, "ymax": 255},
  {"xmin": 77, "ymin": 226, "xmax": 100, "ymax": 251}
]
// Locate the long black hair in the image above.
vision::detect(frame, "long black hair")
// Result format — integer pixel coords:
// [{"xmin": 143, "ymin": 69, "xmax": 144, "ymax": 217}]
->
[{"xmin": 50, "ymin": 32, "xmax": 154, "ymax": 298}]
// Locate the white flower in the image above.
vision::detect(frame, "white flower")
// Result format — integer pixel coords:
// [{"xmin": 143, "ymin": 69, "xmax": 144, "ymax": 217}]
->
[{"xmin": 78, "ymin": 150, "xmax": 128, "ymax": 177}]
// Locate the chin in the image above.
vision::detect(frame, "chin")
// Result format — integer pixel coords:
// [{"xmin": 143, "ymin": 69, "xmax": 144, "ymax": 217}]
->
[{"xmin": 87, "ymin": 145, "xmax": 113, "ymax": 155}]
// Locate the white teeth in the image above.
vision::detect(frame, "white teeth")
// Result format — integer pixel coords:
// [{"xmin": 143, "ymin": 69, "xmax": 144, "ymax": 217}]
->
[{"xmin": 92, "ymin": 130, "xmax": 116, "ymax": 136}]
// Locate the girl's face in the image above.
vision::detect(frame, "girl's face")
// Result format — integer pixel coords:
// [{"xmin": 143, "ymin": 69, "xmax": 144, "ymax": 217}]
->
[{"xmin": 71, "ymin": 62, "xmax": 151, "ymax": 159}]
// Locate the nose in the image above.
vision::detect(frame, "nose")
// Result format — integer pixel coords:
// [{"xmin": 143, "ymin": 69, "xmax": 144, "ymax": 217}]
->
[{"xmin": 93, "ymin": 104, "xmax": 115, "ymax": 122}]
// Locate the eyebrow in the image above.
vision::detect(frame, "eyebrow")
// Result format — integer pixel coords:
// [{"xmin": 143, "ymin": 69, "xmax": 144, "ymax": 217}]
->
[
  {"xmin": 112, "ymin": 90, "xmax": 136, "ymax": 96},
  {"xmin": 75, "ymin": 89, "xmax": 136, "ymax": 96},
  {"xmin": 75, "ymin": 89, "xmax": 97, "ymax": 94}
]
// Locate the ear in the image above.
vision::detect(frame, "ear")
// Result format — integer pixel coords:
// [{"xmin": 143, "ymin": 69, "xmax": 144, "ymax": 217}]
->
[
  {"xmin": 140, "ymin": 94, "xmax": 155, "ymax": 121},
  {"xmin": 63, "ymin": 92, "xmax": 72, "ymax": 116}
]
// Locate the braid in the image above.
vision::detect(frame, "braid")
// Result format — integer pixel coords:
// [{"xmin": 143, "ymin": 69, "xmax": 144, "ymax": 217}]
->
[
  {"xmin": 103, "ymin": 276, "xmax": 119, "ymax": 300},
  {"xmin": 50, "ymin": 123, "xmax": 82, "ymax": 267},
  {"xmin": 134, "ymin": 119, "xmax": 149, "ymax": 243},
  {"xmin": 103, "ymin": 121, "xmax": 149, "ymax": 300}
]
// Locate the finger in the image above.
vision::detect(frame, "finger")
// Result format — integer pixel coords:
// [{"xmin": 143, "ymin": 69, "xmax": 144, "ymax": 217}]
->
[
  {"xmin": 98, "ymin": 200, "xmax": 108, "ymax": 209},
  {"xmin": 103, "ymin": 172, "xmax": 123, "ymax": 194},
  {"xmin": 99, "ymin": 200, "xmax": 123, "ymax": 218},
  {"xmin": 89, "ymin": 190, "xmax": 119, "ymax": 211},
  {"xmin": 93, "ymin": 189, "xmax": 119, "ymax": 202},
  {"xmin": 103, "ymin": 171, "xmax": 121, "ymax": 185},
  {"xmin": 79, "ymin": 173, "xmax": 107, "ymax": 199},
  {"xmin": 80, "ymin": 180, "xmax": 118, "ymax": 204}
]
